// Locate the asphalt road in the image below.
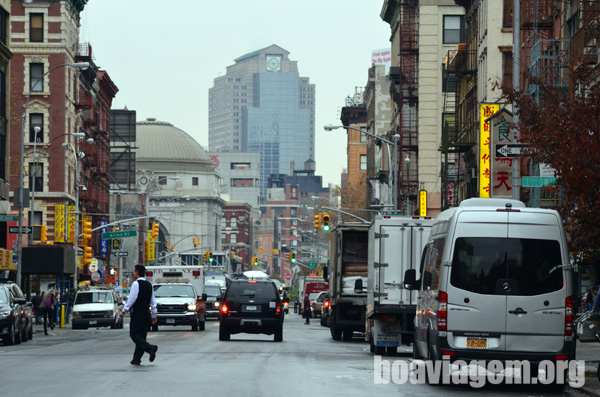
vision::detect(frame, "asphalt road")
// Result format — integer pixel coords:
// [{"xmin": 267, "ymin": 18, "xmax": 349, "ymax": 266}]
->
[{"xmin": 0, "ymin": 312, "xmax": 592, "ymax": 397}]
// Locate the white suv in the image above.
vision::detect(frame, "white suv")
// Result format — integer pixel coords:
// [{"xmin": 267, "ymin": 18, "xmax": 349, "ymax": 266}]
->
[{"xmin": 72, "ymin": 287, "xmax": 123, "ymax": 330}]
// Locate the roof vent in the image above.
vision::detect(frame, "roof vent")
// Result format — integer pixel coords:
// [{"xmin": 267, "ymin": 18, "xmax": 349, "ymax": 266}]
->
[{"xmin": 146, "ymin": 117, "xmax": 156, "ymax": 121}]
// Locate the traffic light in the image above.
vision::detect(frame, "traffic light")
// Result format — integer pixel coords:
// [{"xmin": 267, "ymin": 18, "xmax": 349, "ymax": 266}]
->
[
  {"xmin": 193, "ymin": 237, "xmax": 198, "ymax": 248},
  {"xmin": 314, "ymin": 213, "xmax": 321, "ymax": 230},
  {"xmin": 81, "ymin": 219, "xmax": 92, "ymax": 241},
  {"xmin": 40, "ymin": 225, "xmax": 47, "ymax": 243},
  {"xmin": 166, "ymin": 240, "xmax": 170, "ymax": 252},
  {"xmin": 259, "ymin": 246, "xmax": 263, "ymax": 254},
  {"xmin": 113, "ymin": 239, "xmax": 121, "ymax": 250},
  {"xmin": 273, "ymin": 248, "xmax": 279, "ymax": 256},
  {"xmin": 286, "ymin": 252, "xmax": 291, "ymax": 261},
  {"xmin": 151, "ymin": 221, "xmax": 159, "ymax": 240},
  {"xmin": 252, "ymin": 256, "xmax": 259, "ymax": 266},
  {"xmin": 232, "ymin": 251, "xmax": 236, "ymax": 258},
  {"xmin": 322, "ymin": 213, "xmax": 330, "ymax": 232},
  {"xmin": 209, "ymin": 252, "xmax": 214, "ymax": 263},
  {"xmin": 291, "ymin": 252, "xmax": 296, "ymax": 263},
  {"xmin": 83, "ymin": 246, "xmax": 92, "ymax": 266},
  {"xmin": 114, "ymin": 226, "xmax": 120, "ymax": 232},
  {"xmin": 203, "ymin": 251, "xmax": 209, "ymax": 262}
]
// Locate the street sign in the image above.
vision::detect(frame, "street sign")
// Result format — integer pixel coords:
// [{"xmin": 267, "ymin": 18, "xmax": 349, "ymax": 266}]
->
[
  {"xmin": 284, "ymin": 273, "xmax": 292, "ymax": 281},
  {"xmin": 89, "ymin": 262, "xmax": 98, "ymax": 272},
  {"xmin": 522, "ymin": 176, "xmax": 557, "ymax": 187},
  {"xmin": 0, "ymin": 215, "xmax": 18, "ymax": 222},
  {"xmin": 9, "ymin": 226, "xmax": 32, "ymax": 234},
  {"xmin": 113, "ymin": 251, "xmax": 128, "ymax": 257},
  {"xmin": 91, "ymin": 272, "xmax": 100, "ymax": 282},
  {"xmin": 101, "ymin": 230, "xmax": 137, "ymax": 239},
  {"xmin": 307, "ymin": 261, "xmax": 317, "ymax": 269},
  {"xmin": 495, "ymin": 144, "xmax": 524, "ymax": 158}
]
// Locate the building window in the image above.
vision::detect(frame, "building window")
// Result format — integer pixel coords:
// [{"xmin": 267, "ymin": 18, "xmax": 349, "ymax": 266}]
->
[
  {"xmin": 221, "ymin": 217, "xmax": 227, "ymax": 228},
  {"xmin": 192, "ymin": 177, "xmax": 198, "ymax": 186},
  {"xmin": 360, "ymin": 155, "xmax": 367, "ymax": 171},
  {"xmin": 29, "ymin": 114, "xmax": 43, "ymax": 143},
  {"xmin": 0, "ymin": 8, "xmax": 7, "ymax": 45},
  {"xmin": 360, "ymin": 133, "xmax": 367, "ymax": 143},
  {"xmin": 230, "ymin": 233, "xmax": 237, "ymax": 244},
  {"xmin": 158, "ymin": 176, "xmax": 167, "ymax": 185},
  {"xmin": 502, "ymin": 52, "xmax": 513, "ymax": 88},
  {"xmin": 503, "ymin": 0, "xmax": 513, "ymax": 28},
  {"xmin": 443, "ymin": 15, "xmax": 465, "ymax": 44},
  {"xmin": 30, "ymin": 13, "xmax": 43, "ymax": 43},
  {"xmin": 231, "ymin": 217, "xmax": 237, "ymax": 228},
  {"xmin": 442, "ymin": 71, "xmax": 456, "ymax": 93},
  {"xmin": 30, "ymin": 63, "xmax": 44, "ymax": 92},
  {"xmin": 29, "ymin": 162, "xmax": 43, "ymax": 192}
]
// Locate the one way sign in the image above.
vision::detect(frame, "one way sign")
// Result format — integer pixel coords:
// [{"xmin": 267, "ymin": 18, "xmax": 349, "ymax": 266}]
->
[
  {"xmin": 9, "ymin": 226, "xmax": 32, "ymax": 234},
  {"xmin": 496, "ymin": 144, "xmax": 526, "ymax": 158}
]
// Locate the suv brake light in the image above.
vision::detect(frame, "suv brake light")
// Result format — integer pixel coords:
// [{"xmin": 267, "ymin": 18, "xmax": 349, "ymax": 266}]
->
[
  {"xmin": 221, "ymin": 302, "xmax": 229, "ymax": 314},
  {"xmin": 438, "ymin": 291, "xmax": 448, "ymax": 331},
  {"xmin": 276, "ymin": 301, "xmax": 281, "ymax": 313},
  {"xmin": 565, "ymin": 296, "xmax": 573, "ymax": 336}
]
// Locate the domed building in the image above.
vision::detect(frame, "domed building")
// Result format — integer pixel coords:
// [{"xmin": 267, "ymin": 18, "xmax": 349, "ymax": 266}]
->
[{"xmin": 136, "ymin": 118, "xmax": 225, "ymax": 263}]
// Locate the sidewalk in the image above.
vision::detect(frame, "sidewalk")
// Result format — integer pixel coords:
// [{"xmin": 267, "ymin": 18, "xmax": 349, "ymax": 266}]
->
[{"xmin": 574, "ymin": 339, "xmax": 600, "ymax": 396}]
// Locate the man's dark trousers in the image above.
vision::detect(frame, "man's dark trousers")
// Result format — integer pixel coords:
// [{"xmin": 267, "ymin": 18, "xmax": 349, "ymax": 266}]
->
[{"xmin": 130, "ymin": 314, "xmax": 152, "ymax": 362}]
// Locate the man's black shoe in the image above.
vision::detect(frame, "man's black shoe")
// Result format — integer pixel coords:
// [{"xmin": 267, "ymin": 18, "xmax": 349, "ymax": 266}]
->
[
  {"xmin": 130, "ymin": 360, "xmax": 141, "ymax": 366},
  {"xmin": 149, "ymin": 345, "xmax": 158, "ymax": 362}
]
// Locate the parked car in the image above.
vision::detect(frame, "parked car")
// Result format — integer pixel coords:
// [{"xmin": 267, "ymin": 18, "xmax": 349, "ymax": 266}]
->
[
  {"xmin": 320, "ymin": 293, "xmax": 330, "ymax": 327},
  {"xmin": 72, "ymin": 286, "xmax": 123, "ymax": 330},
  {"xmin": 3, "ymin": 282, "xmax": 33, "ymax": 342},
  {"xmin": 312, "ymin": 290, "xmax": 328, "ymax": 318},
  {"xmin": 205, "ymin": 283, "xmax": 223, "ymax": 320},
  {"xmin": 0, "ymin": 283, "xmax": 31, "ymax": 345},
  {"xmin": 219, "ymin": 279, "xmax": 284, "ymax": 342}
]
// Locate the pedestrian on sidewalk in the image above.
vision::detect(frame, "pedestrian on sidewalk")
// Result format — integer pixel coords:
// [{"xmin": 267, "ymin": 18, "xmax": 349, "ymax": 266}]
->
[
  {"xmin": 121, "ymin": 264, "xmax": 158, "ymax": 365},
  {"xmin": 39, "ymin": 289, "xmax": 56, "ymax": 335},
  {"xmin": 303, "ymin": 294, "xmax": 311, "ymax": 325},
  {"xmin": 31, "ymin": 291, "xmax": 43, "ymax": 325},
  {"xmin": 585, "ymin": 287, "xmax": 594, "ymax": 312},
  {"xmin": 294, "ymin": 297, "xmax": 299, "ymax": 313}
]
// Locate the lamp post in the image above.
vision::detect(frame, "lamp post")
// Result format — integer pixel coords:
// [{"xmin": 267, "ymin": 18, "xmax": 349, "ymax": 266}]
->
[
  {"xmin": 16, "ymin": 62, "xmax": 89, "ymax": 287},
  {"xmin": 324, "ymin": 125, "xmax": 399, "ymax": 212}
]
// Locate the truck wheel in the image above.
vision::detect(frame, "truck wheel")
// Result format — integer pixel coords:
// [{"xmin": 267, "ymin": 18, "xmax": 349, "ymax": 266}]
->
[
  {"xmin": 369, "ymin": 334, "xmax": 375, "ymax": 353},
  {"xmin": 192, "ymin": 322, "xmax": 199, "ymax": 331},
  {"xmin": 375, "ymin": 345, "xmax": 385, "ymax": 355},
  {"xmin": 219, "ymin": 326, "xmax": 230, "ymax": 341}
]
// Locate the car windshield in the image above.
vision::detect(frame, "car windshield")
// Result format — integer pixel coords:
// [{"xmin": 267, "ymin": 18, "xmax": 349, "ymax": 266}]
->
[
  {"xmin": 309, "ymin": 293, "xmax": 319, "ymax": 301},
  {"xmin": 154, "ymin": 284, "xmax": 196, "ymax": 298},
  {"xmin": 205, "ymin": 285, "xmax": 222, "ymax": 297},
  {"xmin": 75, "ymin": 292, "xmax": 114, "ymax": 304},
  {"xmin": 450, "ymin": 237, "xmax": 564, "ymax": 296},
  {"xmin": 0, "ymin": 289, "xmax": 7, "ymax": 304},
  {"xmin": 226, "ymin": 283, "xmax": 278, "ymax": 300}
]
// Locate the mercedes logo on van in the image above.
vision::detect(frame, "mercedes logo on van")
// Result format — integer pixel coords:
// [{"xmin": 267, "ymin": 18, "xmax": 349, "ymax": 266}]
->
[{"xmin": 502, "ymin": 282, "xmax": 511, "ymax": 293}]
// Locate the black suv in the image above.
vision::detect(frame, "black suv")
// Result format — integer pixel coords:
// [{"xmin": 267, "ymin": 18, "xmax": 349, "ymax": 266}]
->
[
  {"xmin": 219, "ymin": 280, "xmax": 284, "ymax": 342},
  {"xmin": 0, "ymin": 283, "xmax": 33, "ymax": 345}
]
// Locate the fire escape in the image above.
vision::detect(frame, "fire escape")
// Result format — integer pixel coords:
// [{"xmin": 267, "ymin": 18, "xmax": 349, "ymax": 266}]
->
[
  {"xmin": 523, "ymin": 0, "xmax": 566, "ymax": 207},
  {"xmin": 389, "ymin": 0, "xmax": 419, "ymax": 215}
]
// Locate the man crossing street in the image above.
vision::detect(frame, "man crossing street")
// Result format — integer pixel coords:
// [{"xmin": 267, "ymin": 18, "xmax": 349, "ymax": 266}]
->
[{"xmin": 121, "ymin": 264, "xmax": 158, "ymax": 365}]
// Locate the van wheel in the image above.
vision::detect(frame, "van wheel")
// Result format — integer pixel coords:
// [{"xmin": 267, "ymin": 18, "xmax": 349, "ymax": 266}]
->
[
  {"xmin": 413, "ymin": 342, "xmax": 420, "ymax": 359},
  {"xmin": 111, "ymin": 319, "xmax": 117, "ymax": 329},
  {"xmin": 369, "ymin": 335, "xmax": 375, "ymax": 353},
  {"xmin": 199, "ymin": 321, "xmax": 205, "ymax": 331},
  {"xmin": 192, "ymin": 322, "xmax": 199, "ymax": 331},
  {"xmin": 219, "ymin": 326, "xmax": 230, "ymax": 341}
]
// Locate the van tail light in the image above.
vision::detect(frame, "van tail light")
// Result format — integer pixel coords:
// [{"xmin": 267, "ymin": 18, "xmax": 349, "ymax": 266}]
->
[
  {"xmin": 437, "ymin": 291, "xmax": 448, "ymax": 331},
  {"xmin": 565, "ymin": 296, "xmax": 573, "ymax": 336},
  {"xmin": 324, "ymin": 301, "xmax": 330, "ymax": 309},
  {"xmin": 221, "ymin": 302, "xmax": 229, "ymax": 314},
  {"xmin": 276, "ymin": 301, "xmax": 281, "ymax": 313},
  {"xmin": 146, "ymin": 271, "xmax": 153, "ymax": 277}
]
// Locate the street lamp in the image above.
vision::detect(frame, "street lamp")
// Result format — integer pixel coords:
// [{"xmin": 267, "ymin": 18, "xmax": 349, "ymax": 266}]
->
[
  {"xmin": 324, "ymin": 125, "xmax": 399, "ymax": 212},
  {"xmin": 16, "ymin": 62, "xmax": 89, "ymax": 287}
]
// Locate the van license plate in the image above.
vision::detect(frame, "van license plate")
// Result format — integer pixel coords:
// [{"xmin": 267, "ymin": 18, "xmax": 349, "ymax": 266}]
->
[
  {"xmin": 166, "ymin": 319, "xmax": 175, "ymax": 324},
  {"xmin": 89, "ymin": 320, "xmax": 97, "ymax": 325},
  {"xmin": 466, "ymin": 338, "xmax": 487, "ymax": 349},
  {"xmin": 245, "ymin": 305, "xmax": 257, "ymax": 311}
]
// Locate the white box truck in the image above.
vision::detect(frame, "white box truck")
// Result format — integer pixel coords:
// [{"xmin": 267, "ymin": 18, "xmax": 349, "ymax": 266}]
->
[{"xmin": 366, "ymin": 215, "xmax": 434, "ymax": 355}]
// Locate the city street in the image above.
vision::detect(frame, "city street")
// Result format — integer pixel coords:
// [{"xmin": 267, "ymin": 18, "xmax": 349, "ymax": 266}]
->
[{"xmin": 0, "ymin": 312, "xmax": 594, "ymax": 396}]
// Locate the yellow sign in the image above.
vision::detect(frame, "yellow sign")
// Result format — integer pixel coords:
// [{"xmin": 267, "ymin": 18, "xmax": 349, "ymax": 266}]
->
[
  {"xmin": 147, "ymin": 231, "xmax": 155, "ymax": 261},
  {"xmin": 419, "ymin": 190, "xmax": 427, "ymax": 216},
  {"xmin": 0, "ymin": 249, "xmax": 15, "ymax": 271},
  {"xmin": 479, "ymin": 104, "xmax": 499, "ymax": 198},
  {"xmin": 67, "ymin": 205, "xmax": 76, "ymax": 243},
  {"xmin": 54, "ymin": 204, "xmax": 66, "ymax": 243}
]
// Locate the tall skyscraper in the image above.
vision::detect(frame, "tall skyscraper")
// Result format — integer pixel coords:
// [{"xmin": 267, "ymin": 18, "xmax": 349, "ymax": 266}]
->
[{"xmin": 209, "ymin": 44, "xmax": 315, "ymax": 203}]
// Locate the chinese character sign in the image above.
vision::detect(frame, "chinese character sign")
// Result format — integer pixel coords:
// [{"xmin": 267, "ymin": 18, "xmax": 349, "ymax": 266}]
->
[
  {"xmin": 419, "ymin": 190, "xmax": 427, "ymax": 216},
  {"xmin": 480, "ymin": 104, "xmax": 499, "ymax": 198},
  {"xmin": 67, "ymin": 205, "xmax": 76, "ymax": 243},
  {"xmin": 54, "ymin": 204, "xmax": 66, "ymax": 243},
  {"xmin": 100, "ymin": 220, "xmax": 108, "ymax": 254},
  {"xmin": 491, "ymin": 109, "xmax": 515, "ymax": 198}
]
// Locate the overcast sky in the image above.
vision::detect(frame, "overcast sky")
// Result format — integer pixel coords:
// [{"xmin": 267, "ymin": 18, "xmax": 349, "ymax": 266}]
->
[{"xmin": 79, "ymin": 1, "xmax": 391, "ymax": 188}]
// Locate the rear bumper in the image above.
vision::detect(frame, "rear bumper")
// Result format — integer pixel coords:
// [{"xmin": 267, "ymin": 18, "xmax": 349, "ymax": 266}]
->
[
  {"xmin": 72, "ymin": 318, "xmax": 114, "ymax": 327},
  {"xmin": 221, "ymin": 316, "xmax": 282, "ymax": 335}
]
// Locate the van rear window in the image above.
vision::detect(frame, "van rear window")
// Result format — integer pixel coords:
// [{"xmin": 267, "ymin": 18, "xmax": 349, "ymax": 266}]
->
[
  {"xmin": 226, "ymin": 283, "xmax": 278, "ymax": 300},
  {"xmin": 450, "ymin": 237, "xmax": 563, "ymax": 296}
]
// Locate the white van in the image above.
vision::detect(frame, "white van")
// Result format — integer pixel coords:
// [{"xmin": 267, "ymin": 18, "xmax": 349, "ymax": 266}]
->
[{"xmin": 404, "ymin": 198, "xmax": 575, "ymax": 366}]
